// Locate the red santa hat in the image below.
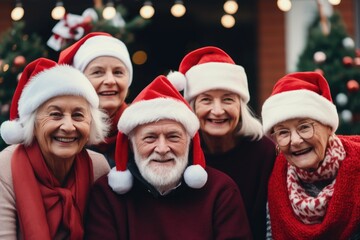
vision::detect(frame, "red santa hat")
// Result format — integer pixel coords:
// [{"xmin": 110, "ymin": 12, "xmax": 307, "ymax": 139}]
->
[
  {"xmin": 58, "ymin": 32, "xmax": 133, "ymax": 86},
  {"xmin": 0, "ymin": 58, "xmax": 98, "ymax": 144},
  {"xmin": 108, "ymin": 75, "xmax": 208, "ymax": 194},
  {"xmin": 167, "ymin": 46, "xmax": 250, "ymax": 103},
  {"xmin": 261, "ymin": 71, "xmax": 339, "ymax": 136}
]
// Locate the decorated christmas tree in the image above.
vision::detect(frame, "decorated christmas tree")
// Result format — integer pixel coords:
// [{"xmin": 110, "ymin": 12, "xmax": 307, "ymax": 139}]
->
[
  {"xmin": 0, "ymin": 3, "xmax": 149, "ymax": 150},
  {"xmin": 0, "ymin": 21, "xmax": 47, "ymax": 150},
  {"xmin": 297, "ymin": 9, "xmax": 360, "ymax": 134}
]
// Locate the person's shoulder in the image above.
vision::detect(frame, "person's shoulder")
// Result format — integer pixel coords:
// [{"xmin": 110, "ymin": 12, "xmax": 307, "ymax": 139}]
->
[
  {"xmin": 86, "ymin": 149, "xmax": 111, "ymax": 181},
  {"xmin": 205, "ymin": 166, "xmax": 238, "ymax": 188},
  {"xmin": 240, "ymin": 136, "xmax": 276, "ymax": 158},
  {"xmin": 0, "ymin": 145, "xmax": 19, "ymax": 185}
]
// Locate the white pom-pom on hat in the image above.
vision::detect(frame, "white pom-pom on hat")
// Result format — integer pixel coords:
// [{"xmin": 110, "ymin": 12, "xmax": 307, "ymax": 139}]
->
[
  {"xmin": 167, "ymin": 71, "xmax": 186, "ymax": 91},
  {"xmin": 0, "ymin": 120, "xmax": 25, "ymax": 145},
  {"xmin": 183, "ymin": 164, "xmax": 208, "ymax": 189},
  {"xmin": 108, "ymin": 167, "xmax": 134, "ymax": 194}
]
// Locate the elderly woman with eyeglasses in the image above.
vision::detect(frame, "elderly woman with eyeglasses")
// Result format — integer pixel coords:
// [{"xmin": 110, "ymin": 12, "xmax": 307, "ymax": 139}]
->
[{"xmin": 261, "ymin": 72, "xmax": 360, "ymax": 240}]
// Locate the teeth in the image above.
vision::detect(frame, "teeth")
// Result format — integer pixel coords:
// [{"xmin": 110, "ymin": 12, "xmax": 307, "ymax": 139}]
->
[
  {"xmin": 211, "ymin": 119, "xmax": 226, "ymax": 123},
  {"xmin": 56, "ymin": 137, "xmax": 76, "ymax": 143},
  {"xmin": 100, "ymin": 91, "xmax": 116, "ymax": 95},
  {"xmin": 293, "ymin": 148, "xmax": 311, "ymax": 156}
]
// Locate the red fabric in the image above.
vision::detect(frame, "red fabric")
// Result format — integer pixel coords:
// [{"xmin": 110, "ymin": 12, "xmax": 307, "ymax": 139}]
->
[
  {"xmin": 270, "ymin": 72, "xmax": 333, "ymax": 102},
  {"xmin": 10, "ymin": 58, "xmax": 57, "ymax": 120},
  {"xmin": 85, "ymin": 166, "xmax": 252, "ymax": 240},
  {"xmin": 178, "ymin": 46, "xmax": 235, "ymax": 74},
  {"xmin": 268, "ymin": 135, "xmax": 360, "ymax": 240},
  {"xmin": 58, "ymin": 32, "xmax": 111, "ymax": 65},
  {"xmin": 92, "ymin": 103, "xmax": 127, "ymax": 160},
  {"xmin": 11, "ymin": 141, "xmax": 94, "ymax": 240}
]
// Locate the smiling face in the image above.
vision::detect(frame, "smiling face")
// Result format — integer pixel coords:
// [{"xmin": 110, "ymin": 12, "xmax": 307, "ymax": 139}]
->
[
  {"xmin": 273, "ymin": 118, "xmax": 332, "ymax": 170},
  {"xmin": 83, "ymin": 56, "xmax": 130, "ymax": 117},
  {"xmin": 34, "ymin": 95, "xmax": 92, "ymax": 163},
  {"xmin": 194, "ymin": 89, "xmax": 241, "ymax": 138},
  {"xmin": 130, "ymin": 119, "xmax": 190, "ymax": 193}
]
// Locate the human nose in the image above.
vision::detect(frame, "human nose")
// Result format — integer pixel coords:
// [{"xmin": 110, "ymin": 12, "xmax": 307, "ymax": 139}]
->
[
  {"xmin": 210, "ymin": 100, "xmax": 225, "ymax": 115},
  {"xmin": 154, "ymin": 136, "xmax": 170, "ymax": 155},
  {"xmin": 103, "ymin": 72, "xmax": 116, "ymax": 85},
  {"xmin": 289, "ymin": 129, "xmax": 303, "ymax": 145},
  {"xmin": 60, "ymin": 115, "xmax": 76, "ymax": 131}
]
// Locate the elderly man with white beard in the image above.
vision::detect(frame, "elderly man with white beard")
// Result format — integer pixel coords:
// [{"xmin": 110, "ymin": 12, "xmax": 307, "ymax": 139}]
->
[{"xmin": 84, "ymin": 75, "xmax": 252, "ymax": 240}]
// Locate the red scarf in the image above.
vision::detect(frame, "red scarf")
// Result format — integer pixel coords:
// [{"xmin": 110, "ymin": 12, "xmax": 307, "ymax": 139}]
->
[
  {"xmin": 91, "ymin": 103, "xmax": 127, "ymax": 159},
  {"xmin": 287, "ymin": 135, "xmax": 346, "ymax": 224},
  {"xmin": 11, "ymin": 141, "xmax": 93, "ymax": 240},
  {"xmin": 268, "ymin": 135, "xmax": 360, "ymax": 240}
]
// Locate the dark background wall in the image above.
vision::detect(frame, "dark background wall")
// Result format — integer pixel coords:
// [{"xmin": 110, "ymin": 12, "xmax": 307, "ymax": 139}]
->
[{"xmin": 18, "ymin": 0, "xmax": 258, "ymax": 108}]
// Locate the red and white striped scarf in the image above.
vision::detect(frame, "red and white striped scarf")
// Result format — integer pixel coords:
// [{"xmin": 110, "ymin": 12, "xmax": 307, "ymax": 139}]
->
[{"xmin": 287, "ymin": 135, "xmax": 346, "ymax": 224}]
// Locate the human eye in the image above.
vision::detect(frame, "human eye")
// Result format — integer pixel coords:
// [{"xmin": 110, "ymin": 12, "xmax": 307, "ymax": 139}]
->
[
  {"xmin": 168, "ymin": 133, "xmax": 181, "ymax": 142},
  {"xmin": 199, "ymin": 97, "xmax": 211, "ymax": 103},
  {"xmin": 49, "ymin": 111, "xmax": 63, "ymax": 119},
  {"xmin": 114, "ymin": 68, "xmax": 125, "ymax": 76},
  {"xmin": 223, "ymin": 97, "xmax": 235, "ymax": 103},
  {"xmin": 72, "ymin": 111, "xmax": 85, "ymax": 121},
  {"xmin": 298, "ymin": 123, "xmax": 312, "ymax": 133},
  {"xmin": 274, "ymin": 129, "xmax": 290, "ymax": 138},
  {"xmin": 143, "ymin": 135, "xmax": 157, "ymax": 143}
]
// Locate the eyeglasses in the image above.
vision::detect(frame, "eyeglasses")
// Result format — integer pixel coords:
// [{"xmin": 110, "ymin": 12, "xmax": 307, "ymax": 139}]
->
[{"xmin": 271, "ymin": 122, "xmax": 315, "ymax": 147}]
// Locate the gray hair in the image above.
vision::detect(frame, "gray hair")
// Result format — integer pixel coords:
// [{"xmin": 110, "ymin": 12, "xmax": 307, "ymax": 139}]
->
[
  {"xmin": 21, "ymin": 103, "xmax": 110, "ymax": 146},
  {"xmin": 237, "ymin": 100, "xmax": 263, "ymax": 141}
]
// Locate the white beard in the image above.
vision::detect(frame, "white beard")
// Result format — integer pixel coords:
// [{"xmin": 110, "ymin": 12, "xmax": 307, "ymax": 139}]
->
[{"xmin": 132, "ymin": 144, "xmax": 189, "ymax": 194}]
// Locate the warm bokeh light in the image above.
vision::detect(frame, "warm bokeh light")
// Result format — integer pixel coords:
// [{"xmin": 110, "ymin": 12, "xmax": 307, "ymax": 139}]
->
[
  {"xmin": 11, "ymin": 4, "xmax": 24, "ymax": 21},
  {"xmin": 132, "ymin": 50, "xmax": 148, "ymax": 65},
  {"xmin": 103, "ymin": 3, "xmax": 116, "ymax": 19},
  {"xmin": 171, "ymin": 2, "xmax": 186, "ymax": 17},
  {"xmin": 223, "ymin": 0, "xmax": 238, "ymax": 15},
  {"xmin": 277, "ymin": 0, "xmax": 292, "ymax": 12},
  {"xmin": 140, "ymin": 2, "xmax": 155, "ymax": 19},
  {"xmin": 221, "ymin": 14, "xmax": 235, "ymax": 28},
  {"xmin": 51, "ymin": 2, "xmax": 65, "ymax": 20},
  {"xmin": 328, "ymin": 0, "xmax": 341, "ymax": 5}
]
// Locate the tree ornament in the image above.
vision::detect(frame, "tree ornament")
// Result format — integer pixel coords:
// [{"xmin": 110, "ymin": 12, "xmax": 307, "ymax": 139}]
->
[
  {"xmin": 314, "ymin": 68, "xmax": 324, "ymax": 75},
  {"xmin": 354, "ymin": 57, "xmax": 360, "ymax": 67},
  {"xmin": 356, "ymin": 48, "xmax": 360, "ymax": 57},
  {"xmin": 341, "ymin": 109, "xmax": 353, "ymax": 123},
  {"xmin": 347, "ymin": 79, "xmax": 359, "ymax": 92},
  {"xmin": 342, "ymin": 37, "xmax": 355, "ymax": 50},
  {"xmin": 13, "ymin": 55, "xmax": 26, "ymax": 67},
  {"xmin": 336, "ymin": 93, "xmax": 348, "ymax": 106},
  {"xmin": 1, "ymin": 103, "xmax": 9, "ymax": 115},
  {"xmin": 17, "ymin": 72, "xmax": 22, "ymax": 82},
  {"xmin": 313, "ymin": 51, "xmax": 326, "ymax": 64},
  {"xmin": 342, "ymin": 56, "xmax": 353, "ymax": 67}
]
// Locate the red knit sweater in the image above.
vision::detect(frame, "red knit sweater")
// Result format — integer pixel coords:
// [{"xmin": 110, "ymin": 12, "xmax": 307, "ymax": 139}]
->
[
  {"xmin": 268, "ymin": 135, "xmax": 360, "ymax": 240},
  {"xmin": 85, "ymin": 166, "xmax": 252, "ymax": 240}
]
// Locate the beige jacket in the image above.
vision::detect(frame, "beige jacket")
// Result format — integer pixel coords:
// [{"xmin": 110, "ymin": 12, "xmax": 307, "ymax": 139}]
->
[{"xmin": 0, "ymin": 144, "xmax": 111, "ymax": 240}]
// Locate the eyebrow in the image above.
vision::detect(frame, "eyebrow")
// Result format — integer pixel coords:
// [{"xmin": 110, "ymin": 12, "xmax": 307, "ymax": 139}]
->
[{"xmin": 46, "ymin": 105, "xmax": 87, "ymax": 112}]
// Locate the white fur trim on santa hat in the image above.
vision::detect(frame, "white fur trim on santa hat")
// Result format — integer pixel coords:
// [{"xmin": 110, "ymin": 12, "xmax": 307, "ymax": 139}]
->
[
  {"xmin": 262, "ymin": 89, "xmax": 339, "ymax": 136},
  {"xmin": 0, "ymin": 65, "xmax": 98, "ymax": 145},
  {"xmin": 18, "ymin": 65, "xmax": 98, "ymax": 117},
  {"xmin": 73, "ymin": 35, "xmax": 133, "ymax": 86},
  {"xmin": 118, "ymin": 98, "xmax": 200, "ymax": 137},
  {"xmin": 108, "ymin": 167, "xmax": 134, "ymax": 194},
  {"xmin": 183, "ymin": 165, "xmax": 208, "ymax": 189},
  {"xmin": 184, "ymin": 62, "xmax": 250, "ymax": 103},
  {"xmin": 167, "ymin": 71, "xmax": 186, "ymax": 91}
]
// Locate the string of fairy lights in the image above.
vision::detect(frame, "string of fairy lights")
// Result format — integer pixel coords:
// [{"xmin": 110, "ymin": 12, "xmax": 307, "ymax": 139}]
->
[{"xmin": 10, "ymin": 0, "xmax": 342, "ymax": 28}]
